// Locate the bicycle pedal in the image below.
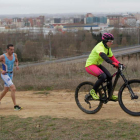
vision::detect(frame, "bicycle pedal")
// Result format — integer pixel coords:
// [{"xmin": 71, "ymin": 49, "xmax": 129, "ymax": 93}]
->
[{"xmin": 100, "ymin": 97, "xmax": 107, "ymax": 101}]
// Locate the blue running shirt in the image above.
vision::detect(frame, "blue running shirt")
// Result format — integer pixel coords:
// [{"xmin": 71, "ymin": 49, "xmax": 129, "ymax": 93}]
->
[{"xmin": 2, "ymin": 53, "xmax": 15, "ymax": 72}]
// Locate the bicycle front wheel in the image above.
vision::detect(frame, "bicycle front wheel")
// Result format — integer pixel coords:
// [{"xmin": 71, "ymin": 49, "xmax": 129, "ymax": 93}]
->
[
  {"xmin": 118, "ymin": 79, "xmax": 140, "ymax": 116},
  {"xmin": 75, "ymin": 81, "xmax": 103, "ymax": 114}
]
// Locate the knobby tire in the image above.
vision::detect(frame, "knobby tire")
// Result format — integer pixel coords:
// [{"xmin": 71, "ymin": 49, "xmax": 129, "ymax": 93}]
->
[{"xmin": 75, "ymin": 81, "xmax": 103, "ymax": 114}]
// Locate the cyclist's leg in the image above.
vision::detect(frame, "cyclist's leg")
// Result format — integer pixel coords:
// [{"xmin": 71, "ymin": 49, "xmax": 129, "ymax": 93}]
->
[
  {"xmin": 99, "ymin": 65, "xmax": 118, "ymax": 100},
  {"xmin": 85, "ymin": 65, "xmax": 107, "ymax": 99},
  {"xmin": 98, "ymin": 65, "xmax": 112, "ymax": 95}
]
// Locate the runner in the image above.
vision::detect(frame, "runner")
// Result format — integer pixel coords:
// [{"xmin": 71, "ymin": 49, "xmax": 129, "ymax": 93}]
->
[{"xmin": 0, "ymin": 44, "xmax": 22, "ymax": 110}]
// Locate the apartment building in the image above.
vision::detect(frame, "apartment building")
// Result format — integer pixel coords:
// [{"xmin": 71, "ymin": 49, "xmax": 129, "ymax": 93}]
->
[
  {"xmin": 107, "ymin": 15, "xmax": 122, "ymax": 27},
  {"xmin": 13, "ymin": 18, "xmax": 24, "ymax": 28},
  {"xmin": 123, "ymin": 17, "xmax": 136, "ymax": 27},
  {"xmin": 85, "ymin": 16, "xmax": 107, "ymax": 24},
  {"xmin": 107, "ymin": 14, "xmax": 136, "ymax": 27},
  {"xmin": 86, "ymin": 13, "xmax": 93, "ymax": 17}
]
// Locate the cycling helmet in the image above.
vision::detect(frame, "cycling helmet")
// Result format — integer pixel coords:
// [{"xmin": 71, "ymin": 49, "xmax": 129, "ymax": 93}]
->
[{"xmin": 102, "ymin": 33, "xmax": 114, "ymax": 41}]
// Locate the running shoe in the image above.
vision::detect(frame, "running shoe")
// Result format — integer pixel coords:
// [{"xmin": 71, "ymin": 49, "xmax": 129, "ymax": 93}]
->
[{"xmin": 14, "ymin": 105, "xmax": 22, "ymax": 111}]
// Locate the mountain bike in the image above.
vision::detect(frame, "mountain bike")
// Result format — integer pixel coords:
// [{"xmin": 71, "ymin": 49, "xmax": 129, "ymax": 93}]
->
[{"xmin": 75, "ymin": 64, "xmax": 140, "ymax": 116}]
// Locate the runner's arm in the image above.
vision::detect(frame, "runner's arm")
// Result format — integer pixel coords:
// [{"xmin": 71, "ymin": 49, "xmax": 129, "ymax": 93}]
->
[
  {"xmin": 0, "ymin": 55, "xmax": 2, "ymax": 71},
  {"xmin": 0, "ymin": 55, "xmax": 6, "ymax": 74},
  {"xmin": 14, "ymin": 53, "xmax": 19, "ymax": 70},
  {"xmin": 0, "ymin": 55, "xmax": 4, "ymax": 62}
]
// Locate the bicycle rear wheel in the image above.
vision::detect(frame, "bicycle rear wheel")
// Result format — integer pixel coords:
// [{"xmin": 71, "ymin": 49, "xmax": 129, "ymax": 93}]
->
[
  {"xmin": 75, "ymin": 81, "xmax": 103, "ymax": 114},
  {"xmin": 118, "ymin": 79, "xmax": 140, "ymax": 116}
]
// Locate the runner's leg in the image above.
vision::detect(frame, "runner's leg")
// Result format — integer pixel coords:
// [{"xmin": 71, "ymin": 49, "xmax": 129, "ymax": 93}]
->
[
  {"xmin": 1, "ymin": 73, "xmax": 16, "ymax": 106},
  {"xmin": 0, "ymin": 87, "xmax": 9, "ymax": 102},
  {"xmin": 10, "ymin": 84, "xmax": 16, "ymax": 106}
]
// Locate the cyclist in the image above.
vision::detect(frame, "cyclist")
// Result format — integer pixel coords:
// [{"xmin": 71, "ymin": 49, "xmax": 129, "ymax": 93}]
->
[{"xmin": 85, "ymin": 33, "xmax": 120, "ymax": 101}]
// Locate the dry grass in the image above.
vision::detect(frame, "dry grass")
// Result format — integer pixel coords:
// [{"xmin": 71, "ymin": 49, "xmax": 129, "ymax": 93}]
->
[
  {"xmin": 0, "ymin": 56, "xmax": 139, "ymax": 91},
  {"xmin": 0, "ymin": 115, "xmax": 140, "ymax": 140}
]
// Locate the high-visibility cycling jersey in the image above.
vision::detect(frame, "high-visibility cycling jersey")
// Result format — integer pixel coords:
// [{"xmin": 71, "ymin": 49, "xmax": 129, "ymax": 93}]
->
[{"xmin": 85, "ymin": 41, "xmax": 113, "ymax": 67}]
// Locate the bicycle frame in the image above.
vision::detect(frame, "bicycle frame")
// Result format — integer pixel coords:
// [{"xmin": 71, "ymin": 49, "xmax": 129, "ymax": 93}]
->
[
  {"xmin": 98, "ymin": 65, "xmax": 137, "ymax": 102},
  {"xmin": 113, "ymin": 67, "xmax": 137, "ymax": 99}
]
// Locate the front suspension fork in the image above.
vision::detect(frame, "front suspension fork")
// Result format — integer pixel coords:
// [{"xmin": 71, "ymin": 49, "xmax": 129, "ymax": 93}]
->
[
  {"xmin": 126, "ymin": 84, "xmax": 138, "ymax": 99},
  {"xmin": 121, "ymin": 72, "xmax": 138, "ymax": 99}
]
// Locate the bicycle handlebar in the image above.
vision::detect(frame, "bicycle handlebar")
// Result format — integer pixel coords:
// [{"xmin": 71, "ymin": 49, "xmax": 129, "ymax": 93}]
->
[{"xmin": 118, "ymin": 64, "xmax": 125, "ymax": 71}]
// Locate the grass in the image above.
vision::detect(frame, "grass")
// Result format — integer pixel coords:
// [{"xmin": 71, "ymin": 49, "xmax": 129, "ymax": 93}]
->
[
  {"xmin": 33, "ymin": 91, "xmax": 50, "ymax": 95},
  {"xmin": 0, "ymin": 115, "xmax": 140, "ymax": 140},
  {"xmin": 0, "ymin": 54, "xmax": 139, "ymax": 140},
  {"xmin": 0, "ymin": 54, "xmax": 139, "ymax": 91}
]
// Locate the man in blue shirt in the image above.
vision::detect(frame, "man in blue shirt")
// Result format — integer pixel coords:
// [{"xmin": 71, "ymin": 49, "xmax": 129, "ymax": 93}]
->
[{"xmin": 0, "ymin": 44, "xmax": 22, "ymax": 110}]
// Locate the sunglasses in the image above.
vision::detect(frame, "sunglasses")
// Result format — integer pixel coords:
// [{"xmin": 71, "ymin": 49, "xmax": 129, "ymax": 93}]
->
[{"xmin": 108, "ymin": 40, "xmax": 113, "ymax": 43}]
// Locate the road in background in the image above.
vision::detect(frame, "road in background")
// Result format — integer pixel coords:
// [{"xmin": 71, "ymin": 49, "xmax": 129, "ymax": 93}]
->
[{"xmin": 19, "ymin": 45, "xmax": 140, "ymax": 68}]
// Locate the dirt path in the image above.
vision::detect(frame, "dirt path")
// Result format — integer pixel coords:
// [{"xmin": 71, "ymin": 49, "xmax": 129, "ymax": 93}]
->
[{"xmin": 0, "ymin": 90, "xmax": 140, "ymax": 123}]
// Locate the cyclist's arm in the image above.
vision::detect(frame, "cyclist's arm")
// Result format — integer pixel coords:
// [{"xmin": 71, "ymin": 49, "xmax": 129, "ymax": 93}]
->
[
  {"xmin": 99, "ymin": 52, "xmax": 113, "ymax": 65},
  {"xmin": 109, "ymin": 55, "xmax": 120, "ymax": 64}
]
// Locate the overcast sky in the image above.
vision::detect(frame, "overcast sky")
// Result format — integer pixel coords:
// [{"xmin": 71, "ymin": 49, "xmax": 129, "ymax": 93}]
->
[{"xmin": 0, "ymin": 0, "xmax": 140, "ymax": 15}]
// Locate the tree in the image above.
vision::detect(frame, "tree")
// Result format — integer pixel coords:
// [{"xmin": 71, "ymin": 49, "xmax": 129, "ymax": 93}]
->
[
  {"xmin": 121, "ymin": 37, "xmax": 127, "ymax": 46},
  {"xmin": 0, "ymin": 48, "xmax": 3, "ymax": 55},
  {"xmin": 90, "ymin": 27, "xmax": 93, "ymax": 33},
  {"xmin": 16, "ymin": 48, "xmax": 22, "ymax": 62},
  {"xmin": 23, "ymin": 40, "xmax": 45, "ymax": 61},
  {"xmin": 92, "ymin": 33, "xmax": 102, "ymax": 44}
]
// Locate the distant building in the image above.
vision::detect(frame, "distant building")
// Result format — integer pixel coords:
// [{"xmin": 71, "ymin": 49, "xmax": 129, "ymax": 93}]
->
[
  {"xmin": 73, "ymin": 18, "xmax": 81, "ymax": 23},
  {"xmin": 134, "ymin": 13, "xmax": 140, "ymax": 20},
  {"xmin": 36, "ymin": 16, "xmax": 45, "ymax": 27},
  {"xmin": 28, "ymin": 18, "xmax": 36, "ymax": 27},
  {"xmin": 86, "ymin": 13, "xmax": 93, "ymax": 17},
  {"xmin": 100, "ymin": 17, "xmax": 107, "ymax": 24},
  {"xmin": 86, "ymin": 17, "xmax": 93, "ymax": 24},
  {"xmin": 107, "ymin": 14, "xmax": 137, "ymax": 27},
  {"xmin": 122, "ymin": 16, "xmax": 136, "ymax": 27},
  {"xmin": 107, "ymin": 15, "xmax": 122, "ymax": 27},
  {"xmin": 23, "ymin": 18, "xmax": 30, "ymax": 27},
  {"xmin": 0, "ymin": 20, "xmax": 2, "ymax": 27},
  {"xmin": 12, "ymin": 18, "xmax": 24, "ymax": 28},
  {"xmin": 69, "ymin": 18, "xmax": 74, "ymax": 23},
  {"xmin": 93, "ymin": 17, "xmax": 100, "ymax": 23},
  {"xmin": 136, "ymin": 20, "xmax": 140, "ymax": 27},
  {"xmin": 2, "ymin": 18, "xmax": 13, "ymax": 27},
  {"xmin": 85, "ymin": 15, "xmax": 107, "ymax": 24},
  {"xmin": 13, "ymin": 18, "xmax": 21, "ymax": 22},
  {"xmin": 54, "ymin": 18, "xmax": 61, "ymax": 23},
  {"xmin": 38, "ymin": 16, "xmax": 45, "ymax": 26}
]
